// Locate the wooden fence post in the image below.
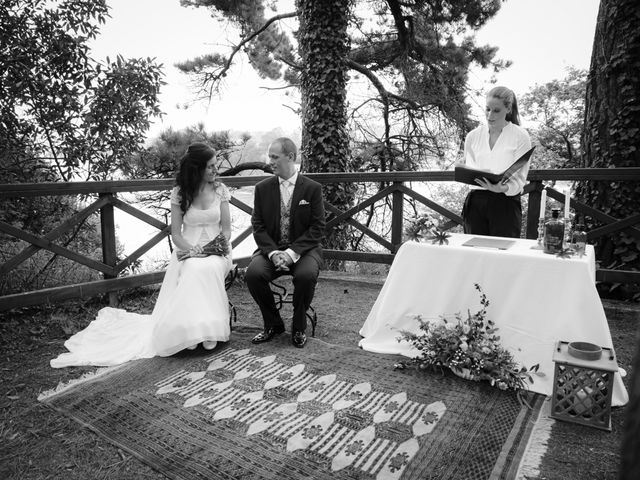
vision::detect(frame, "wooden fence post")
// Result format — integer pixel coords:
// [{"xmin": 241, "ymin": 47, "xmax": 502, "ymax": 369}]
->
[
  {"xmin": 526, "ymin": 181, "xmax": 543, "ymax": 239},
  {"xmin": 99, "ymin": 193, "xmax": 118, "ymax": 306},
  {"xmin": 391, "ymin": 183, "xmax": 404, "ymax": 252}
]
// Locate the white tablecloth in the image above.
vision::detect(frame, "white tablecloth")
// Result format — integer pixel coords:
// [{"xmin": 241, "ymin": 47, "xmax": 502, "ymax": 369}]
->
[{"xmin": 359, "ymin": 233, "xmax": 628, "ymax": 406}]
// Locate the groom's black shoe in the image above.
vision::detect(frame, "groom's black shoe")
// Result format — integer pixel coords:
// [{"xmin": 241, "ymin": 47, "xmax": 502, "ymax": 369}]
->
[
  {"xmin": 292, "ymin": 331, "xmax": 307, "ymax": 348},
  {"xmin": 251, "ymin": 326, "xmax": 285, "ymax": 344}
]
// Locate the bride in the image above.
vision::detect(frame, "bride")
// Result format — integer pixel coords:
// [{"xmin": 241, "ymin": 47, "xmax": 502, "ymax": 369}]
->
[{"xmin": 51, "ymin": 143, "xmax": 232, "ymax": 368}]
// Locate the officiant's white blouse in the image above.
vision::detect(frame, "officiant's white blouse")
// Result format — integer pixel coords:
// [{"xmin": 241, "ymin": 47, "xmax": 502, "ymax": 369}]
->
[
  {"xmin": 464, "ymin": 123, "xmax": 532, "ymax": 196},
  {"xmin": 170, "ymin": 184, "xmax": 231, "ymax": 246}
]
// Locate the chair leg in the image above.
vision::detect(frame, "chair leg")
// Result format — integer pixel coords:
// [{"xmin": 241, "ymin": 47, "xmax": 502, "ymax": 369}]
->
[
  {"xmin": 228, "ymin": 301, "xmax": 237, "ymax": 330},
  {"xmin": 269, "ymin": 280, "xmax": 287, "ymax": 310},
  {"xmin": 271, "ymin": 279, "xmax": 318, "ymax": 337},
  {"xmin": 226, "ymin": 265, "xmax": 238, "ymax": 330},
  {"xmin": 307, "ymin": 306, "xmax": 317, "ymax": 337}
]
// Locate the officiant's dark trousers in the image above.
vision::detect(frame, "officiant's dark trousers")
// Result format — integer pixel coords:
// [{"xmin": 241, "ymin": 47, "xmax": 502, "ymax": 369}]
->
[
  {"xmin": 463, "ymin": 190, "xmax": 522, "ymax": 238},
  {"xmin": 245, "ymin": 254, "xmax": 319, "ymax": 333}
]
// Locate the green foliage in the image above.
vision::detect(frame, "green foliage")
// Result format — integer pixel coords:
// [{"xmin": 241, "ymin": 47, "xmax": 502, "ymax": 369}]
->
[
  {"xmin": 176, "ymin": 1, "xmax": 506, "ymax": 170},
  {"xmin": 396, "ymin": 284, "xmax": 539, "ymax": 392},
  {"xmin": 125, "ymin": 125, "xmax": 236, "ymax": 180},
  {"xmin": 404, "ymin": 214, "xmax": 437, "ymax": 242},
  {"xmin": 577, "ymin": 0, "xmax": 640, "ymax": 299},
  {"xmin": 520, "ymin": 67, "xmax": 587, "ymax": 168},
  {"xmin": 177, "ymin": 0, "xmax": 295, "ymax": 82},
  {"xmin": 127, "ymin": 125, "xmax": 240, "ymax": 217},
  {"xmin": 0, "ymin": 155, "xmax": 103, "ymax": 296},
  {"xmin": 0, "ymin": 0, "xmax": 164, "ymax": 181},
  {"xmin": 295, "ymin": 0, "xmax": 354, "ymax": 256},
  {"xmin": 0, "ymin": 0, "xmax": 164, "ymax": 293},
  {"xmin": 297, "ymin": 0, "xmax": 351, "ymax": 174}
]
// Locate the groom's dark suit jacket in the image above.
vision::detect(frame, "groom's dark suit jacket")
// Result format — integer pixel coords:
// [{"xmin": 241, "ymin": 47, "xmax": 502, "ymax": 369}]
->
[{"xmin": 251, "ymin": 174, "xmax": 325, "ymax": 266}]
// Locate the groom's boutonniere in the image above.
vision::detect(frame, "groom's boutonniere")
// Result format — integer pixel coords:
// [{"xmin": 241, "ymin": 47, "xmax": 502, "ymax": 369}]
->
[{"xmin": 298, "ymin": 199, "xmax": 310, "ymax": 205}]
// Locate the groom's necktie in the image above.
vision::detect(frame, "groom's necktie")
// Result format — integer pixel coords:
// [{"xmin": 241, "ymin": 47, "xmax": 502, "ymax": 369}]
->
[{"xmin": 279, "ymin": 179, "xmax": 293, "ymax": 245}]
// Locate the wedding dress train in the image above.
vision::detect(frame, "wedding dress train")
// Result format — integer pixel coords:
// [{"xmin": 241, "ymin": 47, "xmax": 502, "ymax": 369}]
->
[{"xmin": 51, "ymin": 186, "xmax": 232, "ymax": 368}]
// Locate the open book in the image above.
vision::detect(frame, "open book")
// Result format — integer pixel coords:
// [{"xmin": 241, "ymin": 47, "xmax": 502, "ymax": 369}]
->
[{"xmin": 454, "ymin": 146, "xmax": 535, "ymax": 186}]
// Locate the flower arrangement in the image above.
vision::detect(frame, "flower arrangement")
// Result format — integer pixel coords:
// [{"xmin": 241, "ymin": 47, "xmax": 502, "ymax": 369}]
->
[
  {"xmin": 176, "ymin": 233, "xmax": 230, "ymax": 261},
  {"xmin": 405, "ymin": 213, "xmax": 451, "ymax": 245},
  {"xmin": 396, "ymin": 284, "xmax": 539, "ymax": 393}
]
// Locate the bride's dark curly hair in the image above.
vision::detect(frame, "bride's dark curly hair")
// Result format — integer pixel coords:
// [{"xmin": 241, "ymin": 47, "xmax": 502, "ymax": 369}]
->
[{"xmin": 175, "ymin": 142, "xmax": 217, "ymax": 213}]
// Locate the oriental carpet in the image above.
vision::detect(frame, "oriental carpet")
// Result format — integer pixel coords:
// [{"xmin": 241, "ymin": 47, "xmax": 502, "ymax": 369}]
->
[{"xmin": 39, "ymin": 327, "xmax": 543, "ymax": 480}]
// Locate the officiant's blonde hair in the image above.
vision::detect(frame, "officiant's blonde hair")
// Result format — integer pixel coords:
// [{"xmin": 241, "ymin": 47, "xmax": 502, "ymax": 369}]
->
[{"xmin": 487, "ymin": 86, "xmax": 521, "ymax": 126}]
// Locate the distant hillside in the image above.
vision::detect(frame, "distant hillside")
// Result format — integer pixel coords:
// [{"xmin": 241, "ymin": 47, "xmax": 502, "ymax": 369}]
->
[{"xmin": 225, "ymin": 128, "xmax": 302, "ymax": 175}]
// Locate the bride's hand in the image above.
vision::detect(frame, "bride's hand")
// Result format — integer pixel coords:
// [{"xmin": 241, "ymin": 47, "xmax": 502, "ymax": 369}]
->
[{"xmin": 190, "ymin": 244, "xmax": 204, "ymax": 255}]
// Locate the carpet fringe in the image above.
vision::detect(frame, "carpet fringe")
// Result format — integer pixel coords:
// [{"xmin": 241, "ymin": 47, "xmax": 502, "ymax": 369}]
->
[
  {"xmin": 37, "ymin": 364, "xmax": 126, "ymax": 402},
  {"xmin": 516, "ymin": 397, "xmax": 554, "ymax": 479}
]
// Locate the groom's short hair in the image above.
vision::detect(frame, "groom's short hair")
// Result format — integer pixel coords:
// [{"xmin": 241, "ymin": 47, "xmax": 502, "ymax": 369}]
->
[{"xmin": 273, "ymin": 137, "xmax": 297, "ymax": 161}]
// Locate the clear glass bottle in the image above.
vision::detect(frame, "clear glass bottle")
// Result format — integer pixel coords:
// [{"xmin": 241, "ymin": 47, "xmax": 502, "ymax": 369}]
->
[
  {"xmin": 572, "ymin": 222, "xmax": 587, "ymax": 255},
  {"xmin": 543, "ymin": 208, "xmax": 565, "ymax": 254}
]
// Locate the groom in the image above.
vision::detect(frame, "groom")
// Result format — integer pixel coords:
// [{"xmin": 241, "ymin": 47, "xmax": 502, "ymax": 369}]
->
[{"xmin": 245, "ymin": 137, "xmax": 325, "ymax": 348}]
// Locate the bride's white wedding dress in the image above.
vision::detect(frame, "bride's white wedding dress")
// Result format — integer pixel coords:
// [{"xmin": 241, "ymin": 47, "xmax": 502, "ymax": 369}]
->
[{"xmin": 51, "ymin": 185, "xmax": 232, "ymax": 368}]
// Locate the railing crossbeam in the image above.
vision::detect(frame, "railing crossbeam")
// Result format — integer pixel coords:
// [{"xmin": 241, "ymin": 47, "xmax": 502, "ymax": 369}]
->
[
  {"xmin": 325, "ymin": 184, "xmax": 397, "ymax": 230},
  {"xmin": 2, "ymin": 169, "xmax": 639, "ymax": 311},
  {"xmin": 324, "ymin": 203, "xmax": 393, "ymax": 252}
]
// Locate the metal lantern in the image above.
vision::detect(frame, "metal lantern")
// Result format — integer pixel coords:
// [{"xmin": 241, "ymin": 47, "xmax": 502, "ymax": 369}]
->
[{"xmin": 550, "ymin": 341, "xmax": 618, "ymax": 431}]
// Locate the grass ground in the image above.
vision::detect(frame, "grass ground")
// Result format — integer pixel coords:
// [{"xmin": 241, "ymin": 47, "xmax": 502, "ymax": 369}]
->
[{"xmin": 0, "ymin": 271, "xmax": 637, "ymax": 479}]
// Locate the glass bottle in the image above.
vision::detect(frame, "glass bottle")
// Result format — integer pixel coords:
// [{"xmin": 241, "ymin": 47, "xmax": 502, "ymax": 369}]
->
[
  {"xmin": 543, "ymin": 208, "xmax": 564, "ymax": 254},
  {"xmin": 572, "ymin": 222, "xmax": 587, "ymax": 255}
]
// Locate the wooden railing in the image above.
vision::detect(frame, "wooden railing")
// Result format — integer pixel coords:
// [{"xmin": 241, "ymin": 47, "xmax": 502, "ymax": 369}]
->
[{"xmin": 1, "ymin": 168, "xmax": 639, "ymax": 311}]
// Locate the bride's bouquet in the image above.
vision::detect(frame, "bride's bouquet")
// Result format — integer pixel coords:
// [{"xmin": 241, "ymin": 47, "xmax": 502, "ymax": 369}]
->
[{"xmin": 176, "ymin": 233, "xmax": 230, "ymax": 261}]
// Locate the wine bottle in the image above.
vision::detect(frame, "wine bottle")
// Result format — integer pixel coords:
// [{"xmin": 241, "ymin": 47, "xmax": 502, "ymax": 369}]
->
[
  {"xmin": 543, "ymin": 208, "xmax": 564, "ymax": 254},
  {"xmin": 572, "ymin": 219, "xmax": 587, "ymax": 255}
]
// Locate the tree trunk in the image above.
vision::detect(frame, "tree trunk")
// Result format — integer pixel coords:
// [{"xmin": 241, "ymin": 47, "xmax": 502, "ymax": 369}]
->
[
  {"xmin": 296, "ymin": 0, "xmax": 354, "ymax": 263},
  {"xmin": 620, "ymin": 325, "xmax": 640, "ymax": 479},
  {"xmin": 578, "ymin": 0, "xmax": 640, "ymax": 298}
]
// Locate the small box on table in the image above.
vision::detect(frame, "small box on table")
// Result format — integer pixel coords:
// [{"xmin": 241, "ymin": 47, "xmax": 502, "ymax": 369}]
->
[{"xmin": 550, "ymin": 340, "xmax": 618, "ymax": 431}]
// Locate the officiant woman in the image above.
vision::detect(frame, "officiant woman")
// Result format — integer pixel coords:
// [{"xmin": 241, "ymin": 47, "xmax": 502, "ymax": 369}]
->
[{"xmin": 460, "ymin": 86, "xmax": 532, "ymax": 238}]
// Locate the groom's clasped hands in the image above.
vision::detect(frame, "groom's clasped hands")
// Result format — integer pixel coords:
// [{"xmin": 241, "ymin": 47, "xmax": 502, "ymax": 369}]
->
[{"xmin": 272, "ymin": 250, "xmax": 292, "ymax": 272}]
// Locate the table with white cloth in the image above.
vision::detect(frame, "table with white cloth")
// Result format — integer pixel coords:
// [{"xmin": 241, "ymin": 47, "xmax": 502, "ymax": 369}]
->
[{"xmin": 359, "ymin": 233, "xmax": 629, "ymax": 406}]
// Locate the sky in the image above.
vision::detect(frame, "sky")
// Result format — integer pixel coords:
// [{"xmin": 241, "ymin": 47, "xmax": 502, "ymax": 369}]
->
[{"xmin": 90, "ymin": 0, "xmax": 601, "ymax": 137}]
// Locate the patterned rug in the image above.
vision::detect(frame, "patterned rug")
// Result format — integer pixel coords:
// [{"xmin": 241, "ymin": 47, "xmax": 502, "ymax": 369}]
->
[{"xmin": 40, "ymin": 328, "xmax": 543, "ymax": 480}]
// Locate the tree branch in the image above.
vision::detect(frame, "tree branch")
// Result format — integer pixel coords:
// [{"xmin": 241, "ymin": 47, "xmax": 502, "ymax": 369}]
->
[
  {"xmin": 219, "ymin": 161, "xmax": 273, "ymax": 177},
  {"xmin": 346, "ymin": 59, "xmax": 420, "ymax": 109},
  {"xmin": 386, "ymin": 0, "xmax": 411, "ymax": 46},
  {"xmin": 202, "ymin": 11, "xmax": 297, "ymax": 95}
]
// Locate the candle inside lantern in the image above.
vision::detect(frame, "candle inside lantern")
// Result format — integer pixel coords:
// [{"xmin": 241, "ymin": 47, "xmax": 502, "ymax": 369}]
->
[
  {"xmin": 539, "ymin": 188, "xmax": 547, "ymax": 219},
  {"xmin": 564, "ymin": 188, "xmax": 571, "ymax": 219}
]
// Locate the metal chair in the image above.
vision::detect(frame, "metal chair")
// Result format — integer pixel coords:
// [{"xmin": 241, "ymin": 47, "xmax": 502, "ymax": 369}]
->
[
  {"xmin": 269, "ymin": 279, "xmax": 318, "ymax": 337},
  {"xmin": 225, "ymin": 265, "xmax": 238, "ymax": 328}
]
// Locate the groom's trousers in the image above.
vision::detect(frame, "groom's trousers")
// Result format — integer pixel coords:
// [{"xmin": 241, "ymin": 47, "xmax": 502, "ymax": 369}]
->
[{"xmin": 245, "ymin": 254, "xmax": 319, "ymax": 334}]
